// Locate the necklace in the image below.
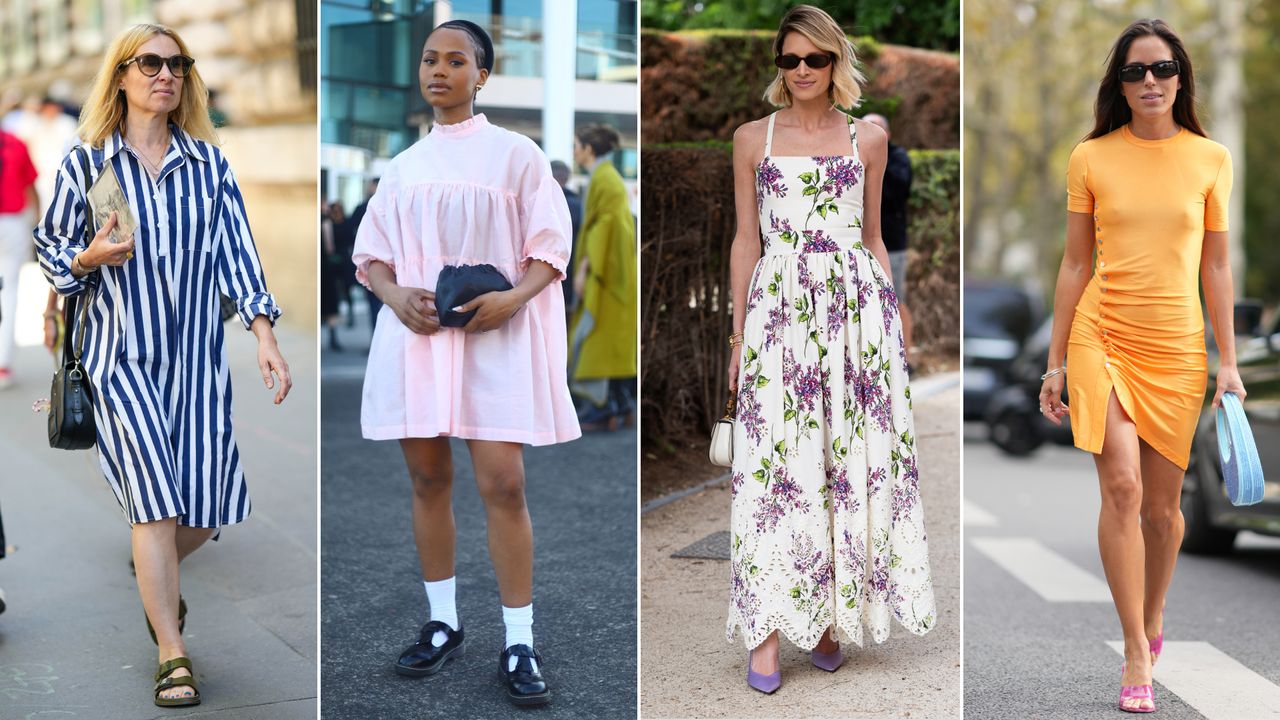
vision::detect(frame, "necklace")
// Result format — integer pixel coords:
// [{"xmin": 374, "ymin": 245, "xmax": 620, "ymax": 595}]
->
[{"xmin": 127, "ymin": 135, "xmax": 169, "ymax": 179}]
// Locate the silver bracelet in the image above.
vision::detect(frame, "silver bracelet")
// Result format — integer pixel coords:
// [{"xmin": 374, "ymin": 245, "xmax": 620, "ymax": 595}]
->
[{"xmin": 1040, "ymin": 367, "xmax": 1066, "ymax": 381}]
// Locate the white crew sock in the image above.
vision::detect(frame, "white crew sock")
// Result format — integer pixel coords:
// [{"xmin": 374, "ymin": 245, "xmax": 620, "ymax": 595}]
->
[
  {"xmin": 424, "ymin": 578, "xmax": 458, "ymax": 647},
  {"xmin": 503, "ymin": 603, "xmax": 537, "ymax": 672}
]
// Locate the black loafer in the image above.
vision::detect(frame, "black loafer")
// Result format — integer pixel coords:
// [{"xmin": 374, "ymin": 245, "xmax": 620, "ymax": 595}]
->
[
  {"xmin": 394, "ymin": 621, "xmax": 465, "ymax": 677},
  {"xmin": 499, "ymin": 644, "xmax": 551, "ymax": 706}
]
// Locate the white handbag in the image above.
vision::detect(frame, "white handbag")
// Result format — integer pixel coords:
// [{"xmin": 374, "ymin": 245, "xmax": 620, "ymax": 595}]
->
[{"xmin": 709, "ymin": 392, "xmax": 736, "ymax": 467}]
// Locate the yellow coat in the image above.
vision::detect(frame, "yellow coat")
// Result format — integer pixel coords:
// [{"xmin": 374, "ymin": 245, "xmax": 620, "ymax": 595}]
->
[{"xmin": 570, "ymin": 160, "xmax": 637, "ymax": 379}]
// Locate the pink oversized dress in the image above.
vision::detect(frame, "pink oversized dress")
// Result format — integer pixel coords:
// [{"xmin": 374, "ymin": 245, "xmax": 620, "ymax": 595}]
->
[{"xmin": 352, "ymin": 113, "xmax": 581, "ymax": 446}]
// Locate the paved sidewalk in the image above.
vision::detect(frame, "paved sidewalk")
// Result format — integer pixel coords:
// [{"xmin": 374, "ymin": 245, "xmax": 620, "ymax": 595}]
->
[
  {"xmin": 640, "ymin": 374, "xmax": 962, "ymax": 720},
  {"xmin": 0, "ymin": 276, "xmax": 317, "ymax": 719}
]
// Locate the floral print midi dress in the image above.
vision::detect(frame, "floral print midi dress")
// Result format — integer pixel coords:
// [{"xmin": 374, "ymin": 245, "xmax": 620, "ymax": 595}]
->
[{"xmin": 727, "ymin": 112, "xmax": 936, "ymax": 650}]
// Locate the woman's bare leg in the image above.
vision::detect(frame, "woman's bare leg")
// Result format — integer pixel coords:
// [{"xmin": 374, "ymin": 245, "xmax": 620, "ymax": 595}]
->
[
  {"xmin": 132, "ymin": 518, "xmax": 194, "ymax": 701},
  {"xmin": 465, "ymin": 440, "xmax": 532, "ymax": 607},
  {"xmin": 1138, "ymin": 439, "xmax": 1185, "ymax": 658},
  {"xmin": 400, "ymin": 438, "xmax": 456, "ymax": 581},
  {"xmin": 1093, "ymin": 391, "xmax": 1153, "ymax": 711},
  {"xmin": 750, "ymin": 630, "xmax": 780, "ymax": 674}
]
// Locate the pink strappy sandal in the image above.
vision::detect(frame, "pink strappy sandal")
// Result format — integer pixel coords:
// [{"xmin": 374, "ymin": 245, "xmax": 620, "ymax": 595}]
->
[
  {"xmin": 1119, "ymin": 662, "xmax": 1156, "ymax": 713},
  {"xmin": 1149, "ymin": 631, "xmax": 1164, "ymax": 665}
]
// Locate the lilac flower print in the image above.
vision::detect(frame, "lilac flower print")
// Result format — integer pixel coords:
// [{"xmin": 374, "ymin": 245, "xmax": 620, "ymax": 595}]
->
[
  {"xmin": 730, "ymin": 559, "xmax": 761, "ymax": 631},
  {"xmin": 801, "ymin": 229, "xmax": 840, "ymax": 254},
  {"xmin": 826, "ymin": 273, "xmax": 847, "ymax": 338},
  {"xmin": 756, "ymin": 159, "xmax": 787, "ymax": 210},
  {"xmin": 848, "ymin": 271, "xmax": 871, "ymax": 313},
  {"xmin": 878, "ymin": 280, "xmax": 899, "ymax": 335},
  {"xmin": 813, "ymin": 155, "xmax": 863, "ymax": 199},
  {"xmin": 826, "ymin": 464, "xmax": 861, "ymax": 514},
  {"xmin": 731, "ymin": 470, "xmax": 746, "ymax": 494},
  {"xmin": 796, "ymin": 257, "xmax": 825, "ymax": 296},
  {"xmin": 785, "ymin": 348, "xmax": 822, "ymax": 414},
  {"xmin": 867, "ymin": 466, "xmax": 888, "ymax": 497},
  {"xmin": 764, "ymin": 297, "xmax": 790, "ymax": 350},
  {"xmin": 752, "ymin": 466, "xmax": 805, "ymax": 534},
  {"xmin": 747, "ymin": 284, "xmax": 765, "ymax": 313},
  {"xmin": 736, "ymin": 386, "xmax": 766, "ymax": 445},
  {"xmin": 892, "ymin": 481, "xmax": 920, "ymax": 526}
]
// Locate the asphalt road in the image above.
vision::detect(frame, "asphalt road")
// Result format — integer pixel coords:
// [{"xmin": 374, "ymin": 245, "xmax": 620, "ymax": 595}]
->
[
  {"xmin": 319, "ymin": 314, "xmax": 638, "ymax": 720},
  {"xmin": 0, "ymin": 286, "xmax": 318, "ymax": 720},
  {"xmin": 963, "ymin": 431, "xmax": 1280, "ymax": 720}
]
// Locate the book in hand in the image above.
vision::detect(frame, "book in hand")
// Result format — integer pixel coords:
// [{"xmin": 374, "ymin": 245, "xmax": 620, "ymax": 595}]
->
[{"xmin": 86, "ymin": 162, "xmax": 138, "ymax": 242}]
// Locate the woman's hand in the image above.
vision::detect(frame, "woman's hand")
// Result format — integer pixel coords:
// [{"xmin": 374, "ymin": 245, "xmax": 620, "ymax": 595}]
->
[
  {"xmin": 728, "ymin": 349, "xmax": 741, "ymax": 393},
  {"xmin": 254, "ymin": 331, "xmax": 292, "ymax": 405},
  {"xmin": 1039, "ymin": 373, "xmax": 1069, "ymax": 425},
  {"xmin": 78, "ymin": 212, "xmax": 134, "ymax": 271},
  {"xmin": 43, "ymin": 312, "xmax": 59, "ymax": 352},
  {"xmin": 387, "ymin": 286, "xmax": 440, "ymax": 336},
  {"xmin": 459, "ymin": 290, "xmax": 522, "ymax": 333},
  {"xmin": 1212, "ymin": 365, "xmax": 1246, "ymax": 410}
]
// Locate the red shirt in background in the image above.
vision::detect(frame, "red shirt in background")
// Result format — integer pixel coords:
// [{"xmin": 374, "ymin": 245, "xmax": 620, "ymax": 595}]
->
[{"xmin": 0, "ymin": 131, "xmax": 37, "ymax": 214}]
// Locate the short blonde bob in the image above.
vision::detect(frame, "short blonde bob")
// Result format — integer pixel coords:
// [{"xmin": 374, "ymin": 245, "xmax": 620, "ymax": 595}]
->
[
  {"xmin": 78, "ymin": 23, "xmax": 218, "ymax": 148},
  {"xmin": 763, "ymin": 5, "xmax": 866, "ymax": 109}
]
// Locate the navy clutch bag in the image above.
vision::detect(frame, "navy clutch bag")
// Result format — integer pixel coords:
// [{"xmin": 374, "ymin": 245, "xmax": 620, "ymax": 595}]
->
[
  {"xmin": 1216, "ymin": 392, "xmax": 1264, "ymax": 506},
  {"xmin": 435, "ymin": 264, "xmax": 513, "ymax": 328}
]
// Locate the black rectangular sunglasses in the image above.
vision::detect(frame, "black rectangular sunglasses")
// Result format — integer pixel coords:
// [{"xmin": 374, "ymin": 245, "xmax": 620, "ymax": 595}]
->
[
  {"xmin": 118, "ymin": 53, "xmax": 195, "ymax": 78},
  {"xmin": 774, "ymin": 53, "xmax": 835, "ymax": 70},
  {"xmin": 1118, "ymin": 60, "xmax": 1179, "ymax": 83}
]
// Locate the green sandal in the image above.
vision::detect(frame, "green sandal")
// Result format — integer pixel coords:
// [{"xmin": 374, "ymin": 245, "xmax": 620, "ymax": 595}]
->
[
  {"xmin": 146, "ymin": 596, "xmax": 187, "ymax": 645},
  {"xmin": 154, "ymin": 656, "xmax": 200, "ymax": 707}
]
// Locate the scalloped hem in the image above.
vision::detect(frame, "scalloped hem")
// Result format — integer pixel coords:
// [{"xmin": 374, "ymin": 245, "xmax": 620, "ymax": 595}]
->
[{"xmin": 726, "ymin": 608, "xmax": 935, "ymax": 652}]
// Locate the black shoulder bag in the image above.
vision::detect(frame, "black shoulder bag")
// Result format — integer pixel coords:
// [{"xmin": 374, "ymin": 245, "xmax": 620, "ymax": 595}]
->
[{"xmin": 48, "ymin": 146, "xmax": 99, "ymax": 450}]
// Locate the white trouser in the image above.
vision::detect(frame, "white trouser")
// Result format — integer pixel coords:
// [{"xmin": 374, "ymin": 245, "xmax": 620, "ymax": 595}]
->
[{"xmin": 0, "ymin": 213, "xmax": 33, "ymax": 369}]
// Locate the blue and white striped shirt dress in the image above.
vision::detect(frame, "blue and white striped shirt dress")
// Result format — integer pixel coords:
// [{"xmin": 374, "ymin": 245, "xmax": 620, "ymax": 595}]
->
[{"xmin": 33, "ymin": 126, "xmax": 281, "ymax": 528}]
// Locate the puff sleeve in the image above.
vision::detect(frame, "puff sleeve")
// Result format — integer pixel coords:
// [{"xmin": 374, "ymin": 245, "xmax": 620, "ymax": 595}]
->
[
  {"xmin": 351, "ymin": 183, "xmax": 400, "ymax": 290},
  {"xmin": 516, "ymin": 153, "xmax": 572, "ymax": 280}
]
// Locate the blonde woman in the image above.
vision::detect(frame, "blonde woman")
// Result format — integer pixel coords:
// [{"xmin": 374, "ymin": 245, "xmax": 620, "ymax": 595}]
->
[
  {"xmin": 726, "ymin": 5, "xmax": 936, "ymax": 693},
  {"xmin": 33, "ymin": 23, "xmax": 291, "ymax": 707}
]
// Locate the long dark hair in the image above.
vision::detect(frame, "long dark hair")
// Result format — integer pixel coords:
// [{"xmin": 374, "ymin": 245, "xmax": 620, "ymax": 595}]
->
[{"xmin": 1087, "ymin": 19, "xmax": 1205, "ymax": 140}]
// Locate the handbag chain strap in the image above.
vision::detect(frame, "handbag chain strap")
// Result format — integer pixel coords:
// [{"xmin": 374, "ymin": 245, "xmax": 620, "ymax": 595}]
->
[{"xmin": 63, "ymin": 146, "xmax": 99, "ymax": 366}]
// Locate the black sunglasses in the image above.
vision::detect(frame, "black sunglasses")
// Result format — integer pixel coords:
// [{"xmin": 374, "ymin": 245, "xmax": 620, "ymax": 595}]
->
[
  {"xmin": 1118, "ymin": 60, "xmax": 1179, "ymax": 83},
  {"xmin": 774, "ymin": 53, "xmax": 835, "ymax": 70},
  {"xmin": 118, "ymin": 53, "xmax": 195, "ymax": 78}
]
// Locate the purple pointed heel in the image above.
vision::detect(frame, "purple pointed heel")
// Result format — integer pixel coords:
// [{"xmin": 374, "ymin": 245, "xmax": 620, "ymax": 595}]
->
[
  {"xmin": 746, "ymin": 651, "xmax": 780, "ymax": 694},
  {"xmin": 810, "ymin": 645, "xmax": 843, "ymax": 672}
]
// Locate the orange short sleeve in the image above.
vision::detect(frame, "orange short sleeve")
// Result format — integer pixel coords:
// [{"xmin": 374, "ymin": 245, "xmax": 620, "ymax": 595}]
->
[
  {"xmin": 1205, "ymin": 149, "xmax": 1232, "ymax": 232},
  {"xmin": 1066, "ymin": 143, "xmax": 1093, "ymax": 214}
]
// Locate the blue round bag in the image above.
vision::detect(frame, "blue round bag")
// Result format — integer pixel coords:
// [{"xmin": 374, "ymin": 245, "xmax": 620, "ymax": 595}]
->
[{"xmin": 1216, "ymin": 392, "xmax": 1264, "ymax": 507}]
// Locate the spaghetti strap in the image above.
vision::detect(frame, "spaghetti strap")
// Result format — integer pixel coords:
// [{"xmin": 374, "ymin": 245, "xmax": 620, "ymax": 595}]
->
[
  {"xmin": 764, "ymin": 112, "xmax": 777, "ymax": 158},
  {"xmin": 847, "ymin": 114, "xmax": 860, "ymax": 164}
]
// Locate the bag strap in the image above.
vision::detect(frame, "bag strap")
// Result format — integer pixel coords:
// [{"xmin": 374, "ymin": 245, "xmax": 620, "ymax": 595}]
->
[{"xmin": 63, "ymin": 146, "xmax": 99, "ymax": 365}]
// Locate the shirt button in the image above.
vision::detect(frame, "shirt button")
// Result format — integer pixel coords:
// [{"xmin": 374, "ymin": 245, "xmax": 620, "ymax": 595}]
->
[
  {"xmin": 1105, "ymin": 362, "xmax": 1111, "ymax": 368},
  {"xmin": 1101, "ymin": 275, "xmax": 1108, "ymax": 281},
  {"xmin": 1099, "ymin": 261, "xmax": 1106, "ymax": 268},
  {"xmin": 1101, "ymin": 287, "xmax": 1108, "ymax": 293}
]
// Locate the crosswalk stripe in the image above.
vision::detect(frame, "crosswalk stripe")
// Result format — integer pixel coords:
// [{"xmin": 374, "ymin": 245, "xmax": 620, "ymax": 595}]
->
[
  {"xmin": 969, "ymin": 537, "xmax": 1112, "ymax": 602},
  {"xmin": 964, "ymin": 499, "xmax": 999, "ymax": 527},
  {"xmin": 1107, "ymin": 641, "xmax": 1280, "ymax": 718}
]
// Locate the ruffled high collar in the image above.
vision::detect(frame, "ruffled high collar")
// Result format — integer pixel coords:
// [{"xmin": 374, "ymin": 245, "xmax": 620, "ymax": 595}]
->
[{"xmin": 431, "ymin": 113, "xmax": 489, "ymax": 138}]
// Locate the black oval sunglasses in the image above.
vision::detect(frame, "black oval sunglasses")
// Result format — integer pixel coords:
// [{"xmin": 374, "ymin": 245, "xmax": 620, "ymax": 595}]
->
[{"xmin": 774, "ymin": 53, "xmax": 836, "ymax": 70}]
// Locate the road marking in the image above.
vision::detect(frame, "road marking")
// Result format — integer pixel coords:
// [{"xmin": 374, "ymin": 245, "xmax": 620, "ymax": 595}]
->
[
  {"xmin": 969, "ymin": 537, "xmax": 1111, "ymax": 602},
  {"xmin": 964, "ymin": 499, "xmax": 999, "ymax": 527},
  {"xmin": 1107, "ymin": 641, "xmax": 1280, "ymax": 719}
]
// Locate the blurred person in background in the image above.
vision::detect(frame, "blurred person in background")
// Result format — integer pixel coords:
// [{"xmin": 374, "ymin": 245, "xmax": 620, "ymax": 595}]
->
[
  {"xmin": 11, "ymin": 96, "xmax": 79, "ymax": 212},
  {"xmin": 351, "ymin": 19, "xmax": 578, "ymax": 706},
  {"xmin": 347, "ymin": 178, "xmax": 383, "ymax": 330},
  {"xmin": 1038, "ymin": 19, "xmax": 1244, "ymax": 713},
  {"xmin": 322, "ymin": 198, "xmax": 343, "ymax": 350},
  {"xmin": 864, "ymin": 112, "xmax": 913, "ymax": 372},
  {"xmin": 569, "ymin": 123, "xmax": 637, "ymax": 430},
  {"xmin": 329, "ymin": 200, "xmax": 357, "ymax": 326},
  {"xmin": 550, "ymin": 159, "xmax": 582, "ymax": 310},
  {"xmin": 0, "ymin": 127, "xmax": 39, "ymax": 388},
  {"xmin": 32, "ymin": 22, "xmax": 292, "ymax": 708}
]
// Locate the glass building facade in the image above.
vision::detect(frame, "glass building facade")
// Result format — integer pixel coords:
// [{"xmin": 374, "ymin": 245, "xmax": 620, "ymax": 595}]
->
[{"xmin": 321, "ymin": 0, "xmax": 637, "ymax": 209}]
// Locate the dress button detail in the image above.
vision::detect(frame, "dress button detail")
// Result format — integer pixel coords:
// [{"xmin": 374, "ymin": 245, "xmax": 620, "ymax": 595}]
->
[
  {"xmin": 1099, "ymin": 261, "xmax": 1106, "ymax": 268},
  {"xmin": 1105, "ymin": 362, "xmax": 1111, "ymax": 368}
]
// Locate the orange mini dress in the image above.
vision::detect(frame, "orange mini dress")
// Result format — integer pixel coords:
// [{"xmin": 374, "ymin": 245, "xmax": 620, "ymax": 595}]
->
[{"xmin": 1065, "ymin": 125, "xmax": 1232, "ymax": 469}]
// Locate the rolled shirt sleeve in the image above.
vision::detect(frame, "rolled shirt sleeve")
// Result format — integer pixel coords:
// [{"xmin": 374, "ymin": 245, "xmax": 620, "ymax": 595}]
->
[
  {"xmin": 214, "ymin": 154, "xmax": 281, "ymax": 329},
  {"xmin": 33, "ymin": 150, "xmax": 92, "ymax": 296}
]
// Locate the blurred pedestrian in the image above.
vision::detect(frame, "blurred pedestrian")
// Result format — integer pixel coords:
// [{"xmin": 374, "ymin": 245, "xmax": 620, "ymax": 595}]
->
[
  {"xmin": 569, "ymin": 123, "xmax": 637, "ymax": 430},
  {"xmin": 329, "ymin": 200, "xmax": 357, "ymax": 326},
  {"xmin": 347, "ymin": 178, "xmax": 383, "ymax": 330},
  {"xmin": 351, "ymin": 19, "xmax": 578, "ymax": 706},
  {"xmin": 33, "ymin": 22, "xmax": 292, "ymax": 708},
  {"xmin": 864, "ymin": 112, "xmax": 913, "ymax": 372},
  {"xmin": 321, "ymin": 198, "xmax": 343, "ymax": 350},
  {"xmin": 0, "ymin": 128, "xmax": 39, "ymax": 389},
  {"xmin": 725, "ymin": 5, "xmax": 935, "ymax": 694},
  {"xmin": 1038, "ymin": 19, "xmax": 1243, "ymax": 713},
  {"xmin": 10, "ymin": 96, "xmax": 79, "ymax": 214},
  {"xmin": 549, "ymin": 160, "xmax": 582, "ymax": 309}
]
